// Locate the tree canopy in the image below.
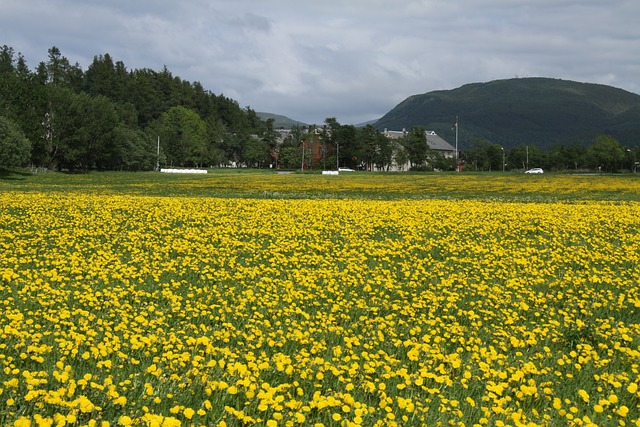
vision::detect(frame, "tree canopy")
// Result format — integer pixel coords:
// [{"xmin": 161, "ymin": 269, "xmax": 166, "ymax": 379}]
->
[{"xmin": 0, "ymin": 45, "xmax": 269, "ymax": 170}]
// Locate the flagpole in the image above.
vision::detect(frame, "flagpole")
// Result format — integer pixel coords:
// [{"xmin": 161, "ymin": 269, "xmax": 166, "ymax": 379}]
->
[
  {"xmin": 455, "ymin": 115, "xmax": 458, "ymax": 160},
  {"xmin": 455, "ymin": 115, "xmax": 459, "ymax": 171}
]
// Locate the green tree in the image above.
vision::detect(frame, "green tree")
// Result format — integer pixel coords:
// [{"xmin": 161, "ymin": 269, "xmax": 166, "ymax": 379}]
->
[
  {"xmin": 403, "ymin": 127, "xmax": 430, "ymax": 169},
  {"xmin": 108, "ymin": 126, "xmax": 156, "ymax": 171},
  {"xmin": 323, "ymin": 117, "xmax": 340, "ymax": 170},
  {"xmin": 0, "ymin": 46, "xmax": 47, "ymax": 157},
  {"xmin": 260, "ymin": 118, "xmax": 280, "ymax": 168},
  {"xmin": 357, "ymin": 125, "xmax": 378, "ymax": 170},
  {"xmin": 277, "ymin": 126, "xmax": 305, "ymax": 169},
  {"xmin": 0, "ymin": 115, "xmax": 31, "ymax": 167},
  {"xmin": 373, "ymin": 132, "xmax": 392, "ymax": 171},
  {"xmin": 44, "ymin": 46, "xmax": 83, "ymax": 90},
  {"xmin": 392, "ymin": 141, "xmax": 409, "ymax": 170},
  {"xmin": 509, "ymin": 144, "xmax": 547, "ymax": 170},
  {"xmin": 243, "ymin": 137, "xmax": 270, "ymax": 168},
  {"xmin": 129, "ymin": 69, "xmax": 164, "ymax": 127},
  {"xmin": 150, "ymin": 106, "xmax": 208, "ymax": 167},
  {"xmin": 277, "ymin": 146, "xmax": 300, "ymax": 169},
  {"xmin": 337, "ymin": 124, "xmax": 358, "ymax": 169},
  {"xmin": 548, "ymin": 144, "xmax": 586, "ymax": 170},
  {"xmin": 80, "ymin": 94, "xmax": 120, "ymax": 169},
  {"xmin": 429, "ymin": 152, "xmax": 458, "ymax": 171},
  {"xmin": 0, "ymin": 45, "xmax": 16, "ymax": 74},
  {"xmin": 44, "ymin": 87, "xmax": 82, "ymax": 169},
  {"xmin": 465, "ymin": 139, "xmax": 503, "ymax": 171},
  {"xmin": 84, "ymin": 53, "xmax": 117, "ymax": 98},
  {"xmin": 45, "ymin": 88, "xmax": 120, "ymax": 170},
  {"xmin": 586, "ymin": 134, "xmax": 625, "ymax": 172},
  {"xmin": 204, "ymin": 116, "xmax": 226, "ymax": 167},
  {"xmin": 357, "ymin": 125, "xmax": 392, "ymax": 171}
]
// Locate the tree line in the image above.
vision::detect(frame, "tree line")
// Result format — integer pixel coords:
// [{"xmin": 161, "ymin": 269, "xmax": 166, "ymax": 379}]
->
[
  {"xmin": 462, "ymin": 135, "xmax": 638, "ymax": 173},
  {"xmin": 0, "ymin": 46, "xmax": 270, "ymax": 171},
  {"xmin": 1, "ymin": 45, "xmax": 637, "ymax": 173}
]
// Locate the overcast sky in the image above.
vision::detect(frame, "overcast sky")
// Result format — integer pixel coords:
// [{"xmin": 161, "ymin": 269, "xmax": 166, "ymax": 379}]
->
[{"xmin": 2, "ymin": 0, "xmax": 639, "ymax": 125}]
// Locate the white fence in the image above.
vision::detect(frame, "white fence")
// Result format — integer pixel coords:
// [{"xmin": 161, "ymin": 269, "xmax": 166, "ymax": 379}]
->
[{"xmin": 160, "ymin": 168, "xmax": 208, "ymax": 174}]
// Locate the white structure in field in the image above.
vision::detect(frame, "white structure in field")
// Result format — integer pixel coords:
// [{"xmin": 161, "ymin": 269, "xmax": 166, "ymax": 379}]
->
[{"xmin": 160, "ymin": 168, "xmax": 208, "ymax": 174}]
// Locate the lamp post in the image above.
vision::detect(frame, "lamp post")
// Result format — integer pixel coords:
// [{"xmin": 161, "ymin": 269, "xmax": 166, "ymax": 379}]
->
[
  {"xmin": 629, "ymin": 147, "xmax": 638, "ymax": 173},
  {"xmin": 501, "ymin": 146, "xmax": 505, "ymax": 172}
]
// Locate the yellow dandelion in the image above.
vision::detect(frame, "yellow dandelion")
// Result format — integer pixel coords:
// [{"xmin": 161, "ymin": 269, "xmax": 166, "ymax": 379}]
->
[
  {"xmin": 117, "ymin": 416, "xmax": 132, "ymax": 427},
  {"xmin": 183, "ymin": 408, "xmax": 195, "ymax": 420},
  {"xmin": 13, "ymin": 417, "xmax": 31, "ymax": 427}
]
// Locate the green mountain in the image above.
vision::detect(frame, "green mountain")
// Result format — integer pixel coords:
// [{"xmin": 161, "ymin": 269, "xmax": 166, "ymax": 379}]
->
[
  {"xmin": 375, "ymin": 77, "xmax": 640, "ymax": 149},
  {"xmin": 257, "ymin": 112, "xmax": 307, "ymax": 129}
]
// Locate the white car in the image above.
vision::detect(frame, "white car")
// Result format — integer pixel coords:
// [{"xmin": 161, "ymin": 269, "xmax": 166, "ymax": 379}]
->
[
  {"xmin": 525, "ymin": 168, "xmax": 544, "ymax": 174},
  {"xmin": 338, "ymin": 167, "xmax": 355, "ymax": 172}
]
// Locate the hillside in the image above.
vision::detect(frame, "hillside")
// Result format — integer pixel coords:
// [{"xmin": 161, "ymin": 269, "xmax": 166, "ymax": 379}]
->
[
  {"xmin": 257, "ymin": 112, "xmax": 307, "ymax": 128},
  {"xmin": 374, "ymin": 77, "xmax": 640, "ymax": 149}
]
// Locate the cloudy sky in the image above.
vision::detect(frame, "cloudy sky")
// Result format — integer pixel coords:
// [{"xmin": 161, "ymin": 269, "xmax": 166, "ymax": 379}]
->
[{"xmin": 2, "ymin": 0, "xmax": 639, "ymax": 125}]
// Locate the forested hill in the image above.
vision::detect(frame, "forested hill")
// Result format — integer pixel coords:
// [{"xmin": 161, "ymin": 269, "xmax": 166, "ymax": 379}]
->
[
  {"xmin": 0, "ymin": 45, "xmax": 273, "ymax": 171},
  {"xmin": 256, "ymin": 112, "xmax": 307, "ymax": 129},
  {"xmin": 375, "ymin": 77, "xmax": 640, "ymax": 149}
]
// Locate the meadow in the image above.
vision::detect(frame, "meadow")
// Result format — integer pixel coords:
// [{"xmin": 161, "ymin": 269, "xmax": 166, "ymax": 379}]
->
[{"xmin": 0, "ymin": 171, "xmax": 639, "ymax": 427}]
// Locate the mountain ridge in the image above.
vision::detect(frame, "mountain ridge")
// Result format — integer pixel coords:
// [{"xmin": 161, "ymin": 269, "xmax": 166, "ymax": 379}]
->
[{"xmin": 374, "ymin": 77, "xmax": 640, "ymax": 149}]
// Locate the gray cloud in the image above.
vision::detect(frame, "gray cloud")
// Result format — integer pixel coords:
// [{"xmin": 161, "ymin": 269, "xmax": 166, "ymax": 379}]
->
[{"xmin": 1, "ymin": 0, "xmax": 638, "ymax": 124}]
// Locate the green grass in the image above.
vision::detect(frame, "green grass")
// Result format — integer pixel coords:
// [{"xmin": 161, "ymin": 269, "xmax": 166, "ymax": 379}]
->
[{"xmin": 1, "ymin": 168, "xmax": 640, "ymax": 201}]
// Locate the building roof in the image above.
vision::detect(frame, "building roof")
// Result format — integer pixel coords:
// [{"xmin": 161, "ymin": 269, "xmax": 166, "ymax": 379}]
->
[
  {"xmin": 383, "ymin": 129, "xmax": 455, "ymax": 152},
  {"xmin": 425, "ymin": 131, "xmax": 455, "ymax": 152}
]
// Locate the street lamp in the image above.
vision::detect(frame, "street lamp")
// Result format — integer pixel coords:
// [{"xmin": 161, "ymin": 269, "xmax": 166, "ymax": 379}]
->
[
  {"xmin": 628, "ymin": 148, "xmax": 638, "ymax": 173},
  {"xmin": 500, "ymin": 146, "xmax": 505, "ymax": 172}
]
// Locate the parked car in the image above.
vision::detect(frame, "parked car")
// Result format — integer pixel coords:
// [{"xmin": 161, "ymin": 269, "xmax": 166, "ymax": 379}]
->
[
  {"xmin": 525, "ymin": 168, "xmax": 544, "ymax": 174},
  {"xmin": 338, "ymin": 167, "xmax": 355, "ymax": 172}
]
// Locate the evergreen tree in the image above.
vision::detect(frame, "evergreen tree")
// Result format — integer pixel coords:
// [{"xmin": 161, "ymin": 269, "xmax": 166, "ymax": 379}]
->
[
  {"xmin": 45, "ymin": 46, "xmax": 84, "ymax": 90},
  {"xmin": 0, "ymin": 45, "xmax": 15, "ymax": 74},
  {"xmin": 84, "ymin": 53, "xmax": 117, "ymax": 98},
  {"xmin": 336, "ymin": 124, "xmax": 358, "ymax": 169}
]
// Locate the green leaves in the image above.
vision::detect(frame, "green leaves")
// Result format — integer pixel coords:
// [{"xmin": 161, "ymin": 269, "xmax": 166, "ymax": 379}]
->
[
  {"xmin": 0, "ymin": 115, "xmax": 31, "ymax": 167},
  {"xmin": 151, "ymin": 106, "xmax": 208, "ymax": 168}
]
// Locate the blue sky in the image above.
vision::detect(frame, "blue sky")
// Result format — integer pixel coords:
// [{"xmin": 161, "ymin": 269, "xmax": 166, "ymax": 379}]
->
[{"xmin": 2, "ymin": 0, "xmax": 639, "ymax": 125}]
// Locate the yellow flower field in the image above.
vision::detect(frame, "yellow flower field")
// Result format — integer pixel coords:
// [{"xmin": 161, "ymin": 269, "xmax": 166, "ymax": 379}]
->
[{"xmin": 1, "ymin": 175, "xmax": 639, "ymax": 426}]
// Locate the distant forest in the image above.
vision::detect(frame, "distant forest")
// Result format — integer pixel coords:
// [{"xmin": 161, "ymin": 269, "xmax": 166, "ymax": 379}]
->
[{"xmin": 0, "ymin": 45, "xmax": 638, "ymax": 173}]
